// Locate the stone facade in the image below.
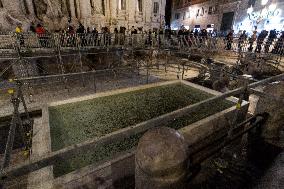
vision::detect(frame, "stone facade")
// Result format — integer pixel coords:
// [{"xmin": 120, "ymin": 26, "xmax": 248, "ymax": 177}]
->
[
  {"xmin": 171, "ymin": 0, "xmax": 284, "ymax": 34},
  {"xmin": 0, "ymin": 0, "xmax": 166, "ymax": 32}
]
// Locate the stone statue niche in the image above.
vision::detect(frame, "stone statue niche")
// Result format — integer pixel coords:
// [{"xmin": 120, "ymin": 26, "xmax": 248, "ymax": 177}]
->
[
  {"xmin": 22, "ymin": 0, "xmax": 30, "ymax": 15},
  {"xmin": 91, "ymin": 0, "xmax": 104, "ymax": 15},
  {"xmin": 32, "ymin": 0, "xmax": 69, "ymax": 31},
  {"xmin": 33, "ymin": 0, "xmax": 48, "ymax": 21}
]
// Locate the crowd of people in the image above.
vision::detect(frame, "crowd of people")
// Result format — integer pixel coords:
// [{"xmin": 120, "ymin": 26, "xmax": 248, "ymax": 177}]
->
[
  {"xmin": 173, "ymin": 27, "xmax": 284, "ymax": 55},
  {"xmin": 13, "ymin": 22, "xmax": 284, "ymax": 55}
]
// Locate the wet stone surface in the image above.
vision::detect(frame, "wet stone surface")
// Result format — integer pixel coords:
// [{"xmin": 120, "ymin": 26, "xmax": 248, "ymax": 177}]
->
[{"xmin": 49, "ymin": 83, "xmax": 233, "ymax": 177}]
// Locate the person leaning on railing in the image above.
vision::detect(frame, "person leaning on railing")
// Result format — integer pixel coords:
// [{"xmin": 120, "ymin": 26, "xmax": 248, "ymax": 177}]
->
[
  {"xmin": 238, "ymin": 30, "xmax": 247, "ymax": 52},
  {"xmin": 15, "ymin": 23, "xmax": 24, "ymax": 47},
  {"xmin": 272, "ymin": 31, "xmax": 284, "ymax": 55},
  {"xmin": 225, "ymin": 30, "xmax": 234, "ymax": 50},
  {"xmin": 35, "ymin": 24, "xmax": 46, "ymax": 47},
  {"xmin": 255, "ymin": 30, "xmax": 268, "ymax": 53},
  {"xmin": 265, "ymin": 29, "xmax": 277, "ymax": 53},
  {"xmin": 248, "ymin": 31, "xmax": 257, "ymax": 52}
]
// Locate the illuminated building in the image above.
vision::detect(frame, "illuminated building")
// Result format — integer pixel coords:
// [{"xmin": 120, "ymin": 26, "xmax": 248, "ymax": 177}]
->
[
  {"xmin": 234, "ymin": 0, "xmax": 284, "ymax": 34},
  {"xmin": 171, "ymin": 0, "xmax": 284, "ymax": 34}
]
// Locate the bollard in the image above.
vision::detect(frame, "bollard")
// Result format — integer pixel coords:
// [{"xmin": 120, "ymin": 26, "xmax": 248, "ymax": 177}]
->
[{"xmin": 135, "ymin": 127, "xmax": 188, "ymax": 189}]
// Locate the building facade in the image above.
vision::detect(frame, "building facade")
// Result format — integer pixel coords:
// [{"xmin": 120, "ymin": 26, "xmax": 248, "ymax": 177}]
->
[
  {"xmin": 171, "ymin": 0, "xmax": 284, "ymax": 34},
  {"xmin": 0, "ymin": 0, "xmax": 166, "ymax": 32}
]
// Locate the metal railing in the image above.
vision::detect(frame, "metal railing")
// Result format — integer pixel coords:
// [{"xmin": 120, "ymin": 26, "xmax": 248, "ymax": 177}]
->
[
  {"xmin": 0, "ymin": 72, "xmax": 283, "ymax": 182},
  {"xmin": 0, "ymin": 33, "xmax": 282, "ymax": 55}
]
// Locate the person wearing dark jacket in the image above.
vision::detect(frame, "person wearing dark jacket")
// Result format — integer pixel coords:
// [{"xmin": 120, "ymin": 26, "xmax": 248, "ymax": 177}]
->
[
  {"xmin": 248, "ymin": 31, "xmax": 257, "ymax": 52},
  {"xmin": 238, "ymin": 30, "xmax": 247, "ymax": 52},
  {"xmin": 272, "ymin": 31, "xmax": 284, "ymax": 55},
  {"xmin": 226, "ymin": 30, "xmax": 234, "ymax": 50},
  {"xmin": 36, "ymin": 24, "xmax": 46, "ymax": 47},
  {"xmin": 265, "ymin": 29, "xmax": 277, "ymax": 53},
  {"xmin": 77, "ymin": 22, "xmax": 86, "ymax": 46},
  {"xmin": 255, "ymin": 30, "xmax": 268, "ymax": 53}
]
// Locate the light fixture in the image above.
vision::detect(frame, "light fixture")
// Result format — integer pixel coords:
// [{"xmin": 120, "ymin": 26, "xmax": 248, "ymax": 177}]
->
[
  {"xmin": 247, "ymin": 5, "xmax": 253, "ymax": 14},
  {"xmin": 269, "ymin": 4, "xmax": 277, "ymax": 11},
  {"xmin": 261, "ymin": 0, "xmax": 269, "ymax": 6}
]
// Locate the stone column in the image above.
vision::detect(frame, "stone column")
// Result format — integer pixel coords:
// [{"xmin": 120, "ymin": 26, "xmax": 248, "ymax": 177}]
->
[
  {"xmin": 69, "ymin": 0, "xmax": 76, "ymax": 20},
  {"xmin": 79, "ymin": 0, "xmax": 91, "ymax": 26}
]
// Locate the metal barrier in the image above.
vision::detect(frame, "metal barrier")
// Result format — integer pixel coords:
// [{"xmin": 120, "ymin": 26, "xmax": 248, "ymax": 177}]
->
[
  {"xmin": 0, "ymin": 33, "xmax": 282, "ymax": 55},
  {"xmin": 0, "ymin": 72, "xmax": 283, "ymax": 181}
]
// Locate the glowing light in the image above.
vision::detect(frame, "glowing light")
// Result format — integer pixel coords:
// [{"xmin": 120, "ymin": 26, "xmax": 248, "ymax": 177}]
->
[
  {"xmin": 269, "ymin": 4, "xmax": 277, "ymax": 11},
  {"xmin": 261, "ymin": 0, "xmax": 269, "ymax": 6},
  {"xmin": 247, "ymin": 5, "xmax": 253, "ymax": 14},
  {"xmin": 261, "ymin": 8, "xmax": 268, "ymax": 18}
]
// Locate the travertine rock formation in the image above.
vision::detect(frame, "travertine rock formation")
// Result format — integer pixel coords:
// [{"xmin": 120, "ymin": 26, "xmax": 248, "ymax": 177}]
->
[{"xmin": 0, "ymin": 0, "xmax": 166, "ymax": 32}]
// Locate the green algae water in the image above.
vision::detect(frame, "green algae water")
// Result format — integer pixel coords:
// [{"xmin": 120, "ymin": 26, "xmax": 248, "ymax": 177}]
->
[{"xmin": 49, "ymin": 83, "xmax": 233, "ymax": 177}]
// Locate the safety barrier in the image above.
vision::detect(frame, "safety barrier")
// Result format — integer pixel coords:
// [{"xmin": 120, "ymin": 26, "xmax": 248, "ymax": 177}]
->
[{"xmin": 0, "ymin": 33, "xmax": 282, "ymax": 55}]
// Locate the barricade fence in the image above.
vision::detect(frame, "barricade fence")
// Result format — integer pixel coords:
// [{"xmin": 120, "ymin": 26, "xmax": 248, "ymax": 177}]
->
[{"xmin": 0, "ymin": 33, "xmax": 282, "ymax": 54}]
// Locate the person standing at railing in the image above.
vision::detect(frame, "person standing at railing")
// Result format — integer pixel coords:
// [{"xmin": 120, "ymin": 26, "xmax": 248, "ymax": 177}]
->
[
  {"xmin": 92, "ymin": 27, "xmax": 99, "ymax": 46},
  {"xmin": 67, "ymin": 25, "xmax": 76, "ymax": 47},
  {"xmin": 15, "ymin": 23, "xmax": 24, "ymax": 47},
  {"xmin": 35, "ymin": 24, "xmax": 46, "ymax": 47},
  {"xmin": 130, "ymin": 26, "xmax": 137, "ymax": 46},
  {"xmin": 248, "ymin": 30, "xmax": 257, "ymax": 52},
  {"xmin": 177, "ymin": 29, "xmax": 183, "ymax": 46},
  {"xmin": 114, "ymin": 28, "xmax": 119, "ymax": 45},
  {"xmin": 265, "ymin": 29, "xmax": 277, "ymax": 53},
  {"xmin": 272, "ymin": 31, "xmax": 284, "ymax": 55},
  {"xmin": 225, "ymin": 30, "xmax": 234, "ymax": 50},
  {"xmin": 200, "ymin": 29, "xmax": 208, "ymax": 47},
  {"xmin": 255, "ymin": 30, "xmax": 268, "ymax": 53},
  {"xmin": 29, "ymin": 22, "xmax": 36, "ymax": 33},
  {"xmin": 158, "ymin": 28, "xmax": 163, "ymax": 46},
  {"xmin": 102, "ymin": 27, "xmax": 111, "ymax": 46},
  {"xmin": 210, "ymin": 29, "xmax": 218, "ymax": 49},
  {"xmin": 119, "ymin": 27, "xmax": 126, "ymax": 45},
  {"xmin": 238, "ymin": 30, "xmax": 247, "ymax": 52},
  {"xmin": 86, "ymin": 27, "xmax": 92, "ymax": 46},
  {"xmin": 77, "ymin": 22, "xmax": 86, "ymax": 47}
]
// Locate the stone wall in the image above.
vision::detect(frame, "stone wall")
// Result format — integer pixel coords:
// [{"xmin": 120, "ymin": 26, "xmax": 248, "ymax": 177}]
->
[{"xmin": 0, "ymin": 0, "xmax": 166, "ymax": 32}]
